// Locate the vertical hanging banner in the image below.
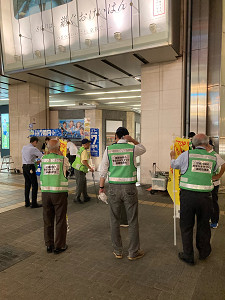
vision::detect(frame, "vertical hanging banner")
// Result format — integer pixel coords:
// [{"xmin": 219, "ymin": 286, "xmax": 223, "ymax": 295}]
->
[
  {"xmin": 167, "ymin": 137, "xmax": 190, "ymax": 217},
  {"xmin": 90, "ymin": 128, "xmax": 99, "ymax": 157},
  {"xmin": 84, "ymin": 118, "xmax": 91, "ymax": 140}
]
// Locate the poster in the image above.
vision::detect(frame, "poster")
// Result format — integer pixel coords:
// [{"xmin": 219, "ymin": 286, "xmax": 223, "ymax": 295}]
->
[
  {"xmin": 167, "ymin": 137, "xmax": 190, "ymax": 217},
  {"xmin": 14, "ymin": 0, "xmax": 73, "ymax": 19},
  {"xmin": 1, "ymin": 113, "xmax": 9, "ymax": 149},
  {"xmin": 59, "ymin": 119, "xmax": 84, "ymax": 140},
  {"xmin": 90, "ymin": 128, "xmax": 99, "ymax": 157},
  {"xmin": 59, "ymin": 139, "xmax": 67, "ymax": 157}
]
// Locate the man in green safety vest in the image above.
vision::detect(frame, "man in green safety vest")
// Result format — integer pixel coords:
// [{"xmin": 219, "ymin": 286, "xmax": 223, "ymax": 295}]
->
[
  {"xmin": 40, "ymin": 139, "xmax": 70, "ymax": 254},
  {"xmin": 170, "ymin": 133, "xmax": 225, "ymax": 265},
  {"xmin": 99, "ymin": 127, "xmax": 146, "ymax": 260},
  {"xmin": 72, "ymin": 139, "xmax": 94, "ymax": 204}
]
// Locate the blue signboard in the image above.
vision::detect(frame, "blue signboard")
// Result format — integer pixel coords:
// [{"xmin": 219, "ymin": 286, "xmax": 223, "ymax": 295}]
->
[
  {"xmin": 30, "ymin": 128, "xmax": 82, "ymax": 139},
  {"xmin": 90, "ymin": 128, "xmax": 99, "ymax": 157}
]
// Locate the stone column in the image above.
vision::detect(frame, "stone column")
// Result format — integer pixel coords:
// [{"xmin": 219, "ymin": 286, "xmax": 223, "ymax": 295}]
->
[
  {"xmin": 9, "ymin": 83, "xmax": 49, "ymax": 171},
  {"xmin": 85, "ymin": 109, "xmax": 102, "ymax": 170},
  {"xmin": 141, "ymin": 59, "xmax": 182, "ymax": 184},
  {"xmin": 126, "ymin": 111, "xmax": 135, "ymax": 138}
]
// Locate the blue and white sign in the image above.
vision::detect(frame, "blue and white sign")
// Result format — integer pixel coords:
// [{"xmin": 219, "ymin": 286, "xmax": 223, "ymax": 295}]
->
[
  {"xmin": 31, "ymin": 129, "xmax": 62, "ymax": 137},
  {"xmin": 90, "ymin": 128, "xmax": 99, "ymax": 157}
]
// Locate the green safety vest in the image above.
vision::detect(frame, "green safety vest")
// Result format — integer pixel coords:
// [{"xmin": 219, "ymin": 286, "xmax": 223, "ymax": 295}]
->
[
  {"xmin": 40, "ymin": 153, "xmax": 68, "ymax": 193},
  {"xmin": 108, "ymin": 143, "xmax": 137, "ymax": 184},
  {"xmin": 180, "ymin": 149, "xmax": 217, "ymax": 192},
  {"xmin": 72, "ymin": 146, "xmax": 89, "ymax": 173}
]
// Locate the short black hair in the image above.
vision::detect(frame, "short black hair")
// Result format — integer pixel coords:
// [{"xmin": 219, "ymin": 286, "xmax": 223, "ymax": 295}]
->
[
  {"xmin": 116, "ymin": 127, "xmax": 129, "ymax": 139},
  {"xmin": 30, "ymin": 137, "xmax": 39, "ymax": 143},
  {"xmin": 188, "ymin": 132, "xmax": 196, "ymax": 138},
  {"xmin": 45, "ymin": 137, "xmax": 50, "ymax": 141}
]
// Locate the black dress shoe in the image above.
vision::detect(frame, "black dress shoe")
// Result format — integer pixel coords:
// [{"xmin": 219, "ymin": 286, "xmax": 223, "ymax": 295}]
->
[
  {"xmin": 54, "ymin": 244, "xmax": 68, "ymax": 254},
  {"xmin": 25, "ymin": 203, "xmax": 30, "ymax": 207},
  {"xmin": 30, "ymin": 203, "xmax": 43, "ymax": 208},
  {"xmin": 178, "ymin": 252, "xmax": 195, "ymax": 265},
  {"xmin": 47, "ymin": 246, "xmax": 54, "ymax": 253},
  {"xmin": 199, "ymin": 252, "xmax": 211, "ymax": 260},
  {"xmin": 84, "ymin": 196, "xmax": 91, "ymax": 202}
]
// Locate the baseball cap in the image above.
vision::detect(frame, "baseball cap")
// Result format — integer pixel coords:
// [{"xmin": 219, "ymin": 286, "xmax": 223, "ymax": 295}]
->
[
  {"xmin": 116, "ymin": 127, "xmax": 129, "ymax": 138},
  {"xmin": 82, "ymin": 138, "xmax": 91, "ymax": 144}
]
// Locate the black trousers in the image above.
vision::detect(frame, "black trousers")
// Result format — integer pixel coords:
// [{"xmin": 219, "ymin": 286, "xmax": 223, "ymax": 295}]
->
[
  {"xmin": 180, "ymin": 189, "xmax": 211, "ymax": 259},
  {"xmin": 42, "ymin": 192, "xmax": 68, "ymax": 249},
  {"xmin": 211, "ymin": 185, "xmax": 220, "ymax": 224},
  {"xmin": 22, "ymin": 164, "xmax": 38, "ymax": 206}
]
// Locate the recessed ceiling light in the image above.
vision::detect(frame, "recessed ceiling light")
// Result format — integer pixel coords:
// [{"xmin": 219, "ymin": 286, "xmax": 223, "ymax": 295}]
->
[
  {"xmin": 105, "ymin": 102, "xmax": 126, "ymax": 104},
  {"xmin": 82, "ymin": 89, "xmax": 141, "ymax": 95},
  {"xmin": 96, "ymin": 96, "xmax": 141, "ymax": 100},
  {"xmin": 49, "ymin": 100, "xmax": 67, "ymax": 103},
  {"xmin": 50, "ymin": 104, "xmax": 76, "ymax": 107}
]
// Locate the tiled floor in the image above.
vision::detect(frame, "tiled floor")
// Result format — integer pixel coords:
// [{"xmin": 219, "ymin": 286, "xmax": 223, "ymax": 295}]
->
[{"xmin": 0, "ymin": 172, "xmax": 225, "ymax": 299}]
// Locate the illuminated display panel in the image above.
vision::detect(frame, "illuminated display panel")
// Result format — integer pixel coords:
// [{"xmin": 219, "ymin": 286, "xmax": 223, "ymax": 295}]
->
[
  {"xmin": 1, "ymin": 114, "xmax": 9, "ymax": 150},
  {"xmin": 0, "ymin": 0, "xmax": 169, "ymax": 72}
]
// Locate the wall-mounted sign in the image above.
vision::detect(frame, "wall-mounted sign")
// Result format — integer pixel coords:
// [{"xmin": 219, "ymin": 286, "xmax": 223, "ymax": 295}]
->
[
  {"xmin": 90, "ymin": 128, "xmax": 99, "ymax": 157},
  {"xmin": 0, "ymin": 0, "xmax": 168, "ymax": 72},
  {"xmin": 1, "ymin": 113, "xmax": 9, "ymax": 149}
]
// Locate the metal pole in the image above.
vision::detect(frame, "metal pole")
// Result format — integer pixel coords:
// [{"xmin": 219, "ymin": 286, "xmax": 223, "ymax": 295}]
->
[{"xmin": 173, "ymin": 137, "xmax": 177, "ymax": 246}]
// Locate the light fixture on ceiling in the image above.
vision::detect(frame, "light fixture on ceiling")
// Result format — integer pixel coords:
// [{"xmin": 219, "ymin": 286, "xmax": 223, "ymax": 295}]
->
[
  {"xmin": 114, "ymin": 32, "xmax": 122, "ymax": 40},
  {"xmin": 149, "ymin": 23, "xmax": 157, "ymax": 33},
  {"xmin": 96, "ymin": 96, "xmax": 141, "ymax": 100},
  {"xmin": 85, "ymin": 39, "xmax": 92, "ymax": 47},
  {"xmin": 134, "ymin": 76, "xmax": 141, "ymax": 82},
  {"xmin": 14, "ymin": 55, "xmax": 21, "ymax": 62},
  {"xmin": 82, "ymin": 89, "xmax": 141, "ymax": 95},
  {"xmin": 34, "ymin": 50, "xmax": 41, "ymax": 58},
  {"xmin": 105, "ymin": 101, "xmax": 126, "ymax": 104},
  {"xmin": 58, "ymin": 45, "xmax": 66, "ymax": 53}
]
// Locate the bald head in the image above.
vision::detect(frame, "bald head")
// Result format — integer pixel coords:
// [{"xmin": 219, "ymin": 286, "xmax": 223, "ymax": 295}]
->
[
  {"xmin": 192, "ymin": 134, "xmax": 209, "ymax": 148},
  {"xmin": 48, "ymin": 139, "xmax": 60, "ymax": 153}
]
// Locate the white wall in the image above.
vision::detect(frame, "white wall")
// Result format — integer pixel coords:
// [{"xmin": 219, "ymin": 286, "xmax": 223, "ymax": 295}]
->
[{"xmin": 140, "ymin": 58, "xmax": 183, "ymax": 184}]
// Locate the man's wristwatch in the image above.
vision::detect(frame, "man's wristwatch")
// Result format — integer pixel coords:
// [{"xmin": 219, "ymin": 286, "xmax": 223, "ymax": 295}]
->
[{"xmin": 99, "ymin": 186, "xmax": 104, "ymax": 189}]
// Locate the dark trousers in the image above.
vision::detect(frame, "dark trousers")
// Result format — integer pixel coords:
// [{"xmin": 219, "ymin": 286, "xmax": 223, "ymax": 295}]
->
[
  {"xmin": 180, "ymin": 189, "xmax": 211, "ymax": 260},
  {"xmin": 108, "ymin": 183, "xmax": 140, "ymax": 257},
  {"xmin": 69, "ymin": 155, "xmax": 76, "ymax": 176},
  {"xmin": 211, "ymin": 185, "xmax": 219, "ymax": 224},
  {"xmin": 22, "ymin": 164, "xmax": 38, "ymax": 206},
  {"xmin": 120, "ymin": 202, "xmax": 128, "ymax": 225},
  {"xmin": 42, "ymin": 192, "xmax": 68, "ymax": 249},
  {"xmin": 74, "ymin": 169, "xmax": 88, "ymax": 200}
]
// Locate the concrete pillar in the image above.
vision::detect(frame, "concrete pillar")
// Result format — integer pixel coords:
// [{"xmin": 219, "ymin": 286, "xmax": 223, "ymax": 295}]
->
[
  {"xmin": 140, "ymin": 59, "xmax": 183, "ymax": 184},
  {"xmin": 9, "ymin": 83, "xmax": 49, "ymax": 170},
  {"xmin": 49, "ymin": 110, "xmax": 59, "ymax": 129},
  {"xmin": 85, "ymin": 109, "xmax": 102, "ymax": 170},
  {"xmin": 126, "ymin": 111, "xmax": 135, "ymax": 138}
]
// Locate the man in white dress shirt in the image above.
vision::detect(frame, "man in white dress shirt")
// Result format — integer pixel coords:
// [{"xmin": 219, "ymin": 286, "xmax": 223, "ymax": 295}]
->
[{"xmin": 22, "ymin": 137, "xmax": 43, "ymax": 208}]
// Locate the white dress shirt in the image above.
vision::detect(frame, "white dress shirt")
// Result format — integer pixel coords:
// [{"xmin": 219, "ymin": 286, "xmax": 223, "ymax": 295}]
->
[
  {"xmin": 67, "ymin": 141, "xmax": 78, "ymax": 156},
  {"xmin": 22, "ymin": 143, "xmax": 43, "ymax": 164},
  {"xmin": 99, "ymin": 139, "xmax": 146, "ymax": 178}
]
